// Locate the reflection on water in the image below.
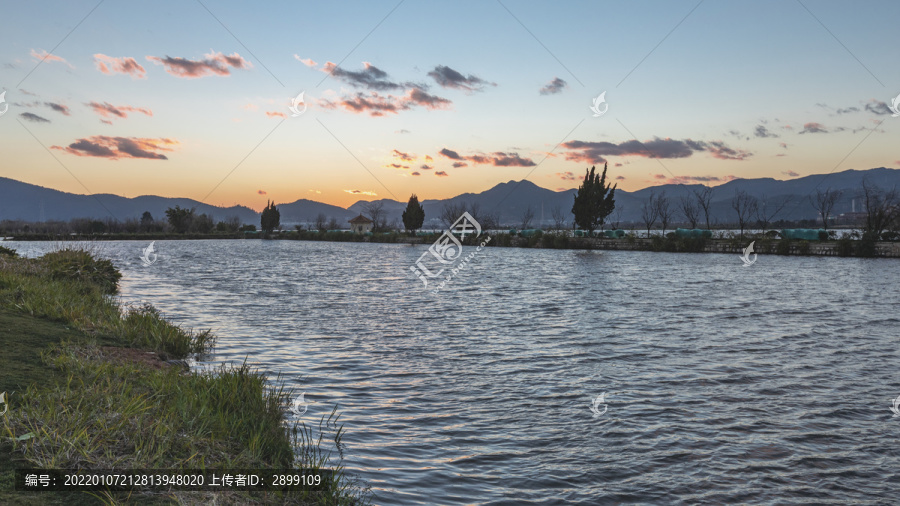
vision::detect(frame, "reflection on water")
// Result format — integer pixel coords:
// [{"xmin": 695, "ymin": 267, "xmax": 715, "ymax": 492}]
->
[{"xmin": 6, "ymin": 240, "xmax": 900, "ymax": 504}]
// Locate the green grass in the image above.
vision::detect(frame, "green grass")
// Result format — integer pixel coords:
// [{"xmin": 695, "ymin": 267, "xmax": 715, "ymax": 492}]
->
[{"xmin": 0, "ymin": 248, "xmax": 369, "ymax": 505}]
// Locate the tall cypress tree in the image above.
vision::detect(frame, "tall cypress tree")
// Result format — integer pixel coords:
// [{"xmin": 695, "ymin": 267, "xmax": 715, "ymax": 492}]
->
[
  {"xmin": 572, "ymin": 163, "xmax": 616, "ymax": 234},
  {"xmin": 260, "ymin": 200, "xmax": 281, "ymax": 234},
  {"xmin": 402, "ymin": 194, "xmax": 425, "ymax": 235}
]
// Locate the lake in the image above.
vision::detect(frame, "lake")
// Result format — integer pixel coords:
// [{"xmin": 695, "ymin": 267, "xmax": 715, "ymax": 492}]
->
[{"xmin": 6, "ymin": 239, "xmax": 900, "ymax": 504}]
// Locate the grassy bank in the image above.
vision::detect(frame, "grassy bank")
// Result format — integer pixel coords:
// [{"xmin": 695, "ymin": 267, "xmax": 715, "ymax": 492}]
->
[{"xmin": 0, "ymin": 247, "xmax": 368, "ymax": 505}]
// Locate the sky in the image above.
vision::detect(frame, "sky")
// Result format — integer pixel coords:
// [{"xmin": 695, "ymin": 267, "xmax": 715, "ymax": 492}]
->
[{"xmin": 0, "ymin": 0, "xmax": 898, "ymax": 211}]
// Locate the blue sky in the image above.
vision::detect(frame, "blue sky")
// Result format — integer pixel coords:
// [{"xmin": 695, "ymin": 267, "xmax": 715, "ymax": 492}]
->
[{"xmin": 1, "ymin": 0, "xmax": 897, "ymax": 210}]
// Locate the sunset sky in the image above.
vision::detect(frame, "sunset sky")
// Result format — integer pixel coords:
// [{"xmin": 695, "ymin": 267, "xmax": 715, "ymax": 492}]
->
[{"xmin": 1, "ymin": 0, "xmax": 898, "ymax": 211}]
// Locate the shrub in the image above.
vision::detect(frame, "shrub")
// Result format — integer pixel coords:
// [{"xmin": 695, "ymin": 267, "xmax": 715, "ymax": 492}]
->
[
  {"xmin": 836, "ymin": 237, "xmax": 854, "ymax": 257},
  {"xmin": 0, "ymin": 245, "xmax": 18, "ymax": 257},
  {"xmin": 797, "ymin": 240, "xmax": 810, "ymax": 255},
  {"xmin": 38, "ymin": 248, "xmax": 122, "ymax": 294},
  {"xmin": 776, "ymin": 239, "xmax": 792, "ymax": 255}
]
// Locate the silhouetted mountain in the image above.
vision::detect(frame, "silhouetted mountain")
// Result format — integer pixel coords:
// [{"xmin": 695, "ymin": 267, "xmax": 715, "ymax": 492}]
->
[
  {"xmin": 0, "ymin": 177, "xmax": 257, "ymax": 223},
  {"xmin": 2, "ymin": 167, "xmax": 898, "ymax": 228}
]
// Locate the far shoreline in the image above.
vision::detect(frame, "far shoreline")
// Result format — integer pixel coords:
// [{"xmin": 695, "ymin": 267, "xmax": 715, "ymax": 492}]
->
[{"xmin": 3, "ymin": 229, "xmax": 899, "ymax": 258}]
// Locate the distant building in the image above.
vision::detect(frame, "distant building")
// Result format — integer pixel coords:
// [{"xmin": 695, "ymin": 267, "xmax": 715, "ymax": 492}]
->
[{"xmin": 348, "ymin": 214, "xmax": 373, "ymax": 233}]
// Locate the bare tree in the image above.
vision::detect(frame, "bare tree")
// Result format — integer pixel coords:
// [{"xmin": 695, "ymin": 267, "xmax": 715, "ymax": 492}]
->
[
  {"xmin": 314, "ymin": 213, "xmax": 327, "ymax": 231},
  {"xmin": 810, "ymin": 188, "xmax": 842, "ymax": 232},
  {"xmin": 754, "ymin": 194, "xmax": 790, "ymax": 234},
  {"xmin": 326, "ymin": 216, "xmax": 341, "ymax": 230},
  {"xmin": 694, "ymin": 186, "xmax": 714, "ymax": 230},
  {"xmin": 551, "ymin": 205, "xmax": 568, "ymax": 231},
  {"xmin": 641, "ymin": 192, "xmax": 659, "ymax": 238},
  {"xmin": 440, "ymin": 202, "xmax": 467, "ymax": 229},
  {"xmin": 363, "ymin": 201, "xmax": 387, "ymax": 231},
  {"xmin": 860, "ymin": 179, "xmax": 900, "ymax": 239},
  {"xmin": 610, "ymin": 206, "xmax": 623, "ymax": 230},
  {"xmin": 679, "ymin": 195, "xmax": 699, "ymax": 229},
  {"xmin": 654, "ymin": 191, "xmax": 674, "ymax": 235},
  {"xmin": 731, "ymin": 190, "xmax": 758, "ymax": 241},
  {"xmin": 520, "ymin": 205, "xmax": 535, "ymax": 229}
]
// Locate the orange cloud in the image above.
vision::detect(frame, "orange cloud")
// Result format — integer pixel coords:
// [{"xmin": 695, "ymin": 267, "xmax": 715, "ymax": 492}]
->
[
  {"xmin": 93, "ymin": 54, "xmax": 146, "ymax": 79},
  {"xmin": 52, "ymin": 136, "xmax": 177, "ymax": 160},
  {"xmin": 86, "ymin": 101, "xmax": 152, "ymax": 121},
  {"xmin": 265, "ymin": 111, "xmax": 287, "ymax": 118},
  {"xmin": 146, "ymin": 51, "xmax": 251, "ymax": 79},
  {"xmin": 30, "ymin": 49, "xmax": 73, "ymax": 68}
]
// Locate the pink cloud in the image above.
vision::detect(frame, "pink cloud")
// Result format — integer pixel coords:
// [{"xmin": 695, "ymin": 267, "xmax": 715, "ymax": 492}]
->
[
  {"xmin": 146, "ymin": 51, "xmax": 252, "ymax": 79},
  {"xmin": 294, "ymin": 55, "xmax": 317, "ymax": 67},
  {"xmin": 265, "ymin": 111, "xmax": 287, "ymax": 118},
  {"xmin": 93, "ymin": 54, "xmax": 146, "ymax": 79},
  {"xmin": 318, "ymin": 88, "xmax": 451, "ymax": 116},
  {"xmin": 30, "ymin": 49, "xmax": 73, "ymax": 68},
  {"xmin": 51, "ymin": 136, "xmax": 177, "ymax": 160},
  {"xmin": 258, "ymin": 190, "xmax": 267, "ymax": 195},
  {"xmin": 86, "ymin": 101, "xmax": 152, "ymax": 121},
  {"xmin": 435, "ymin": 171, "xmax": 449, "ymax": 177}
]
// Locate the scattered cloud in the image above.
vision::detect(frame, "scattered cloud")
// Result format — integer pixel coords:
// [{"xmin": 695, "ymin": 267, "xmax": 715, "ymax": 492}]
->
[
  {"xmin": 19, "ymin": 112, "xmax": 49, "ymax": 123},
  {"xmin": 425, "ymin": 155, "xmax": 433, "ymax": 162},
  {"xmin": 52, "ymin": 136, "xmax": 178, "ymax": 160},
  {"xmin": 779, "ymin": 142, "xmax": 788, "ymax": 149},
  {"xmin": 396, "ymin": 129, "xmax": 410, "ymax": 134},
  {"xmin": 435, "ymin": 171, "xmax": 449, "ymax": 177},
  {"xmin": 308, "ymin": 189, "xmax": 321, "ymax": 194},
  {"xmin": 438, "ymin": 148, "xmax": 536, "ymax": 167},
  {"xmin": 427, "ymin": 65, "xmax": 495, "ymax": 92},
  {"xmin": 865, "ymin": 100, "xmax": 891, "ymax": 115},
  {"xmin": 319, "ymin": 61, "xmax": 417, "ymax": 91},
  {"xmin": 411, "ymin": 171, "xmax": 421, "ymax": 176},
  {"xmin": 799, "ymin": 122, "xmax": 827, "ymax": 134},
  {"xmin": 44, "ymin": 102, "xmax": 70, "ymax": 116},
  {"xmin": 393, "ymin": 149, "xmax": 415, "ymax": 162},
  {"xmin": 616, "ymin": 175, "xmax": 625, "ymax": 180},
  {"xmin": 146, "ymin": 51, "xmax": 251, "ymax": 78},
  {"xmin": 30, "ymin": 49, "xmax": 73, "ymax": 68},
  {"xmin": 836, "ymin": 106, "xmax": 860, "ymax": 114},
  {"xmin": 754, "ymin": 125, "xmax": 778, "ymax": 138},
  {"xmin": 343, "ymin": 189, "xmax": 377, "ymax": 196},
  {"xmin": 782, "ymin": 170, "xmax": 800, "ymax": 177},
  {"xmin": 265, "ymin": 111, "xmax": 287, "ymax": 118},
  {"xmin": 420, "ymin": 164, "xmax": 433, "ymax": 170},
  {"xmin": 257, "ymin": 190, "xmax": 267, "ymax": 195},
  {"xmin": 452, "ymin": 162, "xmax": 468, "ymax": 168},
  {"xmin": 653, "ymin": 174, "xmax": 666, "ymax": 179},
  {"xmin": 386, "ymin": 163, "xmax": 409, "ymax": 169},
  {"xmin": 86, "ymin": 101, "xmax": 152, "ymax": 121},
  {"xmin": 318, "ymin": 88, "xmax": 451, "ymax": 116},
  {"xmin": 93, "ymin": 54, "xmax": 146, "ymax": 79},
  {"xmin": 294, "ymin": 55, "xmax": 317, "ymax": 67},
  {"xmin": 563, "ymin": 138, "xmax": 752, "ymax": 164},
  {"xmin": 539, "ymin": 77, "xmax": 567, "ymax": 95},
  {"xmin": 439, "ymin": 148, "xmax": 461, "ymax": 160},
  {"xmin": 556, "ymin": 171, "xmax": 577, "ymax": 181}
]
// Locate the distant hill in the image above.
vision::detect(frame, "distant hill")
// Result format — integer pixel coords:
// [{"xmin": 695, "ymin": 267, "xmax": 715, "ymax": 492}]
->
[{"xmin": 2, "ymin": 167, "xmax": 898, "ymax": 227}]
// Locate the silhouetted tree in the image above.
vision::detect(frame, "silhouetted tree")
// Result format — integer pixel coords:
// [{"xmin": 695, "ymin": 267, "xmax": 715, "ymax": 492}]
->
[
  {"xmin": 140, "ymin": 211, "xmax": 154, "ymax": 231},
  {"xmin": 755, "ymin": 194, "xmax": 790, "ymax": 234},
  {"xmin": 654, "ymin": 191, "xmax": 674, "ymax": 235},
  {"xmin": 165, "ymin": 206, "xmax": 195, "ymax": 234},
  {"xmin": 641, "ymin": 191, "xmax": 659, "ymax": 238},
  {"xmin": 363, "ymin": 201, "xmax": 388, "ymax": 232},
  {"xmin": 401, "ymin": 194, "xmax": 425, "ymax": 234},
  {"xmin": 260, "ymin": 200, "xmax": 280, "ymax": 234},
  {"xmin": 314, "ymin": 213, "xmax": 327, "ymax": 232},
  {"xmin": 520, "ymin": 205, "xmax": 535, "ymax": 229},
  {"xmin": 731, "ymin": 190, "xmax": 758, "ymax": 241},
  {"xmin": 694, "ymin": 186, "xmax": 714, "ymax": 229},
  {"xmin": 571, "ymin": 163, "xmax": 617, "ymax": 234},
  {"xmin": 679, "ymin": 195, "xmax": 699, "ymax": 228},
  {"xmin": 811, "ymin": 188, "xmax": 841, "ymax": 232}
]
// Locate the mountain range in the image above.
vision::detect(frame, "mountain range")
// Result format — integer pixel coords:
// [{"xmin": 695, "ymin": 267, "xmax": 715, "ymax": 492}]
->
[{"xmin": 1, "ymin": 167, "xmax": 898, "ymax": 228}]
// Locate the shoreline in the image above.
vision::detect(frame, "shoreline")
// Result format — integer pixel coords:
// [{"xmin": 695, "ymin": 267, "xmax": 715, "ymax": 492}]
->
[
  {"xmin": 4, "ymin": 231, "xmax": 899, "ymax": 258},
  {"xmin": 0, "ymin": 248, "xmax": 368, "ymax": 504}
]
